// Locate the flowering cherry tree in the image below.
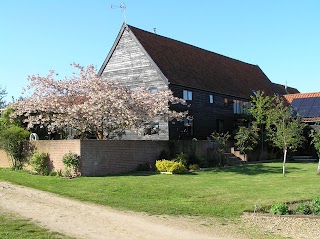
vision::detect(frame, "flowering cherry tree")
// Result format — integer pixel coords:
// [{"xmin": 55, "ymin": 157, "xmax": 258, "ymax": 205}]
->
[{"xmin": 9, "ymin": 64, "xmax": 186, "ymax": 139}]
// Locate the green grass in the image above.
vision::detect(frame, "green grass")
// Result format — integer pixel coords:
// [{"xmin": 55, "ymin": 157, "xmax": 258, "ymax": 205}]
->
[
  {"xmin": 1, "ymin": 162, "xmax": 320, "ymax": 218},
  {"xmin": 0, "ymin": 211, "xmax": 73, "ymax": 239}
]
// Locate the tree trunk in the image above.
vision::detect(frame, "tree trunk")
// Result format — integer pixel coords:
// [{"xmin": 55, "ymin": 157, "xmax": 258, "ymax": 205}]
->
[
  {"xmin": 283, "ymin": 148, "xmax": 287, "ymax": 176},
  {"xmin": 317, "ymin": 159, "xmax": 320, "ymax": 174},
  {"xmin": 259, "ymin": 126, "xmax": 264, "ymax": 161}
]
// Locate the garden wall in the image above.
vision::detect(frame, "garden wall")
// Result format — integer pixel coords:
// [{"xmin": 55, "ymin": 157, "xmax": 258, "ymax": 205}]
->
[
  {"xmin": 80, "ymin": 140, "xmax": 169, "ymax": 176},
  {"xmin": 0, "ymin": 140, "xmax": 215, "ymax": 176},
  {"xmin": 0, "ymin": 150, "xmax": 10, "ymax": 168}
]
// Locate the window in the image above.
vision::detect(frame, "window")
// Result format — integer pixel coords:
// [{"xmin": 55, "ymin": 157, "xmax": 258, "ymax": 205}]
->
[
  {"xmin": 224, "ymin": 98, "xmax": 229, "ymax": 107},
  {"xmin": 233, "ymin": 100, "xmax": 249, "ymax": 114},
  {"xmin": 149, "ymin": 87, "xmax": 158, "ymax": 93},
  {"xmin": 183, "ymin": 90, "xmax": 192, "ymax": 100},
  {"xmin": 183, "ymin": 116, "xmax": 194, "ymax": 136},
  {"xmin": 209, "ymin": 94, "xmax": 214, "ymax": 104},
  {"xmin": 143, "ymin": 121, "xmax": 160, "ymax": 135}
]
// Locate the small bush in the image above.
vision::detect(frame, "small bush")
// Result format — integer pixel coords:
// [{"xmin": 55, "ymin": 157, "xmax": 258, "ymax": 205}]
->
[
  {"xmin": 170, "ymin": 162, "xmax": 186, "ymax": 174},
  {"xmin": 311, "ymin": 196, "xmax": 320, "ymax": 214},
  {"xmin": 49, "ymin": 170, "xmax": 57, "ymax": 176},
  {"xmin": 155, "ymin": 160, "xmax": 186, "ymax": 174},
  {"xmin": 136, "ymin": 162, "xmax": 152, "ymax": 171},
  {"xmin": 173, "ymin": 152, "xmax": 187, "ymax": 165},
  {"xmin": 189, "ymin": 164, "xmax": 200, "ymax": 170},
  {"xmin": 62, "ymin": 151, "xmax": 80, "ymax": 177},
  {"xmin": 269, "ymin": 202, "xmax": 288, "ymax": 215},
  {"xmin": 296, "ymin": 202, "xmax": 312, "ymax": 215},
  {"xmin": 158, "ymin": 150, "xmax": 169, "ymax": 161},
  {"xmin": 29, "ymin": 151, "xmax": 50, "ymax": 175}
]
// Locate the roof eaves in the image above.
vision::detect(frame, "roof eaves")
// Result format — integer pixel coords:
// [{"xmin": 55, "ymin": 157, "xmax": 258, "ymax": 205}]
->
[{"xmin": 98, "ymin": 22, "xmax": 128, "ymax": 76}]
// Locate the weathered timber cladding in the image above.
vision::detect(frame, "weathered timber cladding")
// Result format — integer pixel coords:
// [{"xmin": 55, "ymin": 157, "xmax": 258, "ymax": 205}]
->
[
  {"xmin": 101, "ymin": 29, "xmax": 169, "ymax": 140},
  {"xmin": 169, "ymin": 84, "xmax": 246, "ymax": 139},
  {"xmin": 101, "ymin": 30, "xmax": 167, "ymax": 90}
]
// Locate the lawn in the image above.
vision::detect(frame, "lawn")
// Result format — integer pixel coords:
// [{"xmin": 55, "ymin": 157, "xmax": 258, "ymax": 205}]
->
[
  {"xmin": 0, "ymin": 211, "xmax": 73, "ymax": 239},
  {"xmin": 0, "ymin": 162, "xmax": 319, "ymax": 218}
]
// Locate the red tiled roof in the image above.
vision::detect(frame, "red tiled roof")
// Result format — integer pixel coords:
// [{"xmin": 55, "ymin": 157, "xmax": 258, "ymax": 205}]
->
[
  {"xmin": 128, "ymin": 25, "xmax": 296, "ymax": 99},
  {"xmin": 283, "ymin": 92, "xmax": 320, "ymax": 103}
]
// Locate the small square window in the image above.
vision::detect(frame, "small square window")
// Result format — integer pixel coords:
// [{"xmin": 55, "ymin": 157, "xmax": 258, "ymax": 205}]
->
[
  {"xmin": 149, "ymin": 88, "xmax": 158, "ymax": 93},
  {"xmin": 183, "ymin": 90, "xmax": 192, "ymax": 100},
  {"xmin": 209, "ymin": 95, "xmax": 214, "ymax": 104},
  {"xmin": 224, "ymin": 98, "xmax": 228, "ymax": 107}
]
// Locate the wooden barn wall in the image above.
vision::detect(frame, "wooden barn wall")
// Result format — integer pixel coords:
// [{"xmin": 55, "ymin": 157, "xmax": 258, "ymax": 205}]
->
[
  {"xmin": 101, "ymin": 29, "xmax": 169, "ymax": 140},
  {"xmin": 169, "ymin": 84, "xmax": 247, "ymax": 140}
]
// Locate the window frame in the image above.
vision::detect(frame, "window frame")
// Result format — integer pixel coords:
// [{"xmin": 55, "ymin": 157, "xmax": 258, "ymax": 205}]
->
[{"xmin": 183, "ymin": 90, "xmax": 192, "ymax": 100}]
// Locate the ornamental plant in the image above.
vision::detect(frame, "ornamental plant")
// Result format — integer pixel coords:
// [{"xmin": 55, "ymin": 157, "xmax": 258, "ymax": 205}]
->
[
  {"xmin": 29, "ymin": 151, "xmax": 50, "ymax": 175},
  {"xmin": 62, "ymin": 151, "xmax": 80, "ymax": 177},
  {"xmin": 9, "ymin": 64, "xmax": 186, "ymax": 139},
  {"xmin": 269, "ymin": 202, "xmax": 288, "ymax": 215},
  {"xmin": 155, "ymin": 160, "xmax": 186, "ymax": 174}
]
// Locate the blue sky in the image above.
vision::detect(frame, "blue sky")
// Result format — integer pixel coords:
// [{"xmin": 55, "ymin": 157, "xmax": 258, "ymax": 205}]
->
[{"xmin": 1, "ymin": 0, "xmax": 319, "ymax": 103}]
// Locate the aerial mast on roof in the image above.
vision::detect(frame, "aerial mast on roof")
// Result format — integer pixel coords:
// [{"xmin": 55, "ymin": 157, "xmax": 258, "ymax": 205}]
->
[{"xmin": 111, "ymin": 1, "xmax": 127, "ymax": 23}]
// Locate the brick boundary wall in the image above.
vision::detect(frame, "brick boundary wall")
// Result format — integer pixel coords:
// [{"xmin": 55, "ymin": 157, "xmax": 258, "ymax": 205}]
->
[
  {"xmin": 0, "ymin": 150, "xmax": 10, "ymax": 168},
  {"xmin": 80, "ymin": 140, "xmax": 170, "ymax": 176},
  {"xmin": 32, "ymin": 140, "xmax": 81, "ymax": 172},
  {"xmin": 0, "ymin": 140, "xmax": 214, "ymax": 176}
]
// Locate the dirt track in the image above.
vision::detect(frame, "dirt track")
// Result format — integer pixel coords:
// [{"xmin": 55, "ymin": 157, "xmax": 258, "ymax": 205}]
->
[{"xmin": 0, "ymin": 181, "xmax": 247, "ymax": 239}]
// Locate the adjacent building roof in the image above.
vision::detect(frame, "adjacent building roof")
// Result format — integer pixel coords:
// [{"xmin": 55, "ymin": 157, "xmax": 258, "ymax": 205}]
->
[
  {"xmin": 100, "ymin": 23, "xmax": 299, "ymax": 99},
  {"xmin": 272, "ymin": 83, "xmax": 300, "ymax": 95},
  {"xmin": 283, "ymin": 92, "xmax": 320, "ymax": 122}
]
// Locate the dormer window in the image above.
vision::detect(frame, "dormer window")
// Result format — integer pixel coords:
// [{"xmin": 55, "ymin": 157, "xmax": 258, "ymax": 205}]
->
[{"xmin": 183, "ymin": 90, "xmax": 192, "ymax": 100}]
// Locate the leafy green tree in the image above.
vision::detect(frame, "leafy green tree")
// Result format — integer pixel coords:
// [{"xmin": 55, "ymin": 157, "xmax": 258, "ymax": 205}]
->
[
  {"xmin": 247, "ymin": 91, "xmax": 274, "ymax": 160},
  {"xmin": 310, "ymin": 125, "xmax": 320, "ymax": 174},
  {"xmin": 266, "ymin": 97, "xmax": 306, "ymax": 176},
  {"xmin": 0, "ymin": 109, "xmax": 30, "ymax": 170},
  {"xmin": 0, "ymin": 86, "xmax": 7, "ymax": 108},
  {"xmin": 234, "ymin": 125, "xmax": 259, "ymax": 161},
  {"xmin": 0, "ymin": 126, "xmax": 30, "ymax": 169},
  {"xmin": 211, "ymin": 132, "xmax": 230, "ymax": 166}
]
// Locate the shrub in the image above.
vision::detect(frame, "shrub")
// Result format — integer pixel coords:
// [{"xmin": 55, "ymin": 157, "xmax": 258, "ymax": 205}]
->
[
  {"xmin": 0, "ymin": 126, "xmax": 30, "ymax": 170},
  {"xmin": 29, "ymin": 151, "xmax": 50, "ymax": 175},
  {"xmin": 136, "ymin": 162, "xmax": 152, "ymax": 171},
  {"xmin": 311, "ymin": 196, "xmax": 320, "ymax": 214},
  {"xmin": 172, "ymin": 152, "xmax": 187, "ymax": 165},
  {"xmin": 189, "ymin": 164, "xmax": 200, "ymax": 170},
  {"xmin": 155, "ymin": 160, "xmax": 186, "ymax": 174},
  {"xmin": 269, "ymin": 202, "xmax": 288, "ymax": 215},
  {"xmin": 170, "ymin": 162, "xmax": 186, "ymax": 174},
  {"xmin": 49, "ymin": 170, "xmax": 57, "ymax": 177},
  {"xmin": 296, "ymin": 202, "xmax": 312, "ymax": 215},
  {"xmin": 158, "ymin": 149, "xmax": 169, "ymax": 161},
  {"xmin": 62, "ymin": 151, "xmax": 80, "ymax": 177}
]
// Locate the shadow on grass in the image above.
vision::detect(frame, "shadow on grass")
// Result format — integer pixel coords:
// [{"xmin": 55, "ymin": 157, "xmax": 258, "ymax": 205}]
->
[{"xmin": 209, "ymin": 163, "xmax": 305, "ymax": 175}]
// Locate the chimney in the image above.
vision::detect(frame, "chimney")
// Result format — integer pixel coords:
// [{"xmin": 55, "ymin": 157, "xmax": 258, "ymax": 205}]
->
[{"xmin": 153, "ymin": 28, "xmax": 156, "ymax": 34}]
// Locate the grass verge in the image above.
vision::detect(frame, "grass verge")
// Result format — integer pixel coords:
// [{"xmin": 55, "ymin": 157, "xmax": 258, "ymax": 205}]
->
[
  {"xmin": 0, "ymin": 210, "xmax": 73, "ymax": 239},
  {"xmin": 0, "ymin": 162, "xmax": 319, "ymax": 218}
]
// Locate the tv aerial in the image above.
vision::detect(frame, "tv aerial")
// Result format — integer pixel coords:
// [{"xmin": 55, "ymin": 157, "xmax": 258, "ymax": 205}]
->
[{"xmin": 111, "ymin": 1, "xmax": 126, "ymax": 23}]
